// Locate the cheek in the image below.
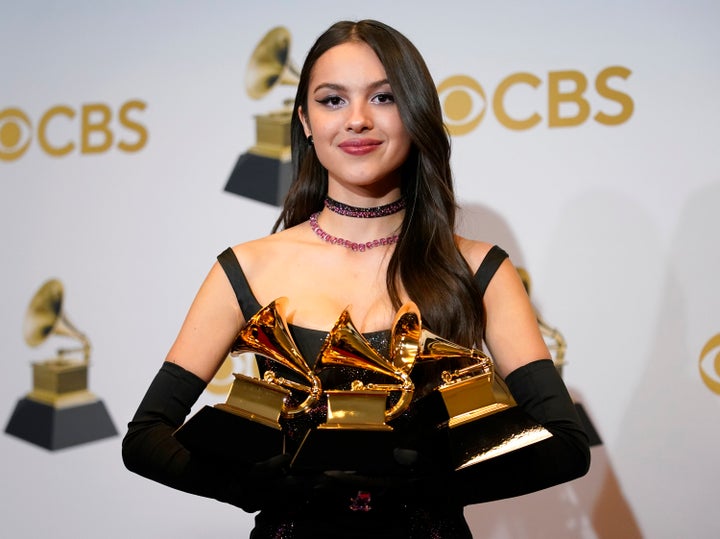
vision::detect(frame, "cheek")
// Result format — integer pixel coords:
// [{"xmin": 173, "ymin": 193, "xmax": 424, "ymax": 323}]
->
[
  {"xmin": 310, "ymin": 140, "xmax": 338, "ymax": 171},
  {"xmin": 386, "ymin": 115, "xmax": 411, "ymax": 148},
  {"xmin": 307, "ymin": 109, "xmax": 340, "ymax": 139},
  {"xmin": 392, "ymin": 127, "xmax": 413, "ymax": 159}
]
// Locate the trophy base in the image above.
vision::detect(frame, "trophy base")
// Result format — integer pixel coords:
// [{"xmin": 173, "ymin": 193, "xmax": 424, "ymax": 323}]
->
[
  {"xmin": 290, "ymin": 427, "xmax": 401, "ymax": 473},
  {"xmin": 318, "ymin": 423, "xmax": 392, "ymax": 431},
  {"xmin": 173, "ymin": 404, "xmax": 287, "ymax": 463},
  {"xmin": 224, "ymin": 152, "xmax": 292, "ymax": 207},
  {"xmin": 445, "ymin": 405, "xmax": 552, "ymax": 471},
  {"xmin": 4, "ymin": 396, "xmax": 117, "ymax": 450},
  {"xmin": 388, "ymin": 391, "xmax": 552, "ymax": 471}
]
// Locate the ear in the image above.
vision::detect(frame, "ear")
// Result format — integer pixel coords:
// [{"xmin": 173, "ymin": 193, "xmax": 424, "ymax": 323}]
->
[{"xmin": 298, "ymin": 106, "xmax": 312, "ymax": 138}]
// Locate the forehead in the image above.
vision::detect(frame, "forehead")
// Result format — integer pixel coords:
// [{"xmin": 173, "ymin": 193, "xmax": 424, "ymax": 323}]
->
[{"xmin": 309, "ymin": 41, "xmax": 388, "ymax": 88}]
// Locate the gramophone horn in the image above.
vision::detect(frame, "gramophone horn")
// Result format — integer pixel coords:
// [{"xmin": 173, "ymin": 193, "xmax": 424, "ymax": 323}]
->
[
  {"xmin": 317, "ymin": 308, "xmax": 414, "ymax": 421},
  {"xmin": 23, "ymin": 279, "xmax": 91, "ymax": 363},
  {"xmin": 231, "ymin": 297, "xmax": 321, "ymax": 417},
  {"xmin": 245, "ymin": 26, "xmax": 300, "ymax": 100},
  {"xmin": 389, "ymin": 301, "xmax": 421, "ymax": 373}
]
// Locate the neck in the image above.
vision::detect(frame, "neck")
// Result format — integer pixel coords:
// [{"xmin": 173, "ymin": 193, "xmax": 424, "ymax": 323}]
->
[
  {"xmin": 324, "ymin": 195, "xmax": 405, "ymax": 218},
  {"xmin": 325, "ymin": 182, "xmax": 403, "ymax": 209}
]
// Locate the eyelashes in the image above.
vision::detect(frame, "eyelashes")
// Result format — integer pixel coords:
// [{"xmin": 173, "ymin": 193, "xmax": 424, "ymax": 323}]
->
[
  {"xmin": 315, "ymin": 95, "xmax": 345, "ymax": 109},
  {"xmin": 314, "ymin": 92, "xmax": 396, "ymax": 110}
]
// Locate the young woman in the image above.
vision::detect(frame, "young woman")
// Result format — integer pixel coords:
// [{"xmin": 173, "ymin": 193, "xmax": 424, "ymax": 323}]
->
[{"xmin": 123, "ymin": 20, "xmax": 590, "ymax": 538}]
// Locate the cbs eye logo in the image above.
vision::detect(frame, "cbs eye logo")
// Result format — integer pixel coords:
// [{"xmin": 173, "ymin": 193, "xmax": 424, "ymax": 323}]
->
[
  {"xmin": 0, "ymin": 108, "xmax": 32, "ymax": 161},
  {"xmin": 699, "ymin": 334, "xmax": 720, "ymax": 395},
  {"xmin": 437, "ymin": 66, "xmax": 633, "ymax": 135},
  {"xmin": 0, "ymin": 100, "xmax": 148, "ymax": 162}
]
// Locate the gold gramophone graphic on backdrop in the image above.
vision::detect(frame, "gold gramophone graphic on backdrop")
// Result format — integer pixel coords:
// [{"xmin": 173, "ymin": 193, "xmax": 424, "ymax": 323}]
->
[
  {"xmin": 174, "ymin": 298, "xmax": 322, "ymax": 462},
  {"xmin": 4, "ymin": 279, "xmax": 117, "ymax": 450},
  {"xmin": 224, "ymin": 26, "xmax": 299, "ymax": 206}
]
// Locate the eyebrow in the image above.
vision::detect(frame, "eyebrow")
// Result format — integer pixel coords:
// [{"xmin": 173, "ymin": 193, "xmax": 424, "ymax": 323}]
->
[{"xmin": 311, "ymin": 79, "xmax": 391, "ymax": 94}]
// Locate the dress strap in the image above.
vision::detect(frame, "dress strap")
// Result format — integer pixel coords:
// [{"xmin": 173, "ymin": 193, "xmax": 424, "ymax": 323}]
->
[
  {"xmin": 474, "ymin": 245, "xmax": 509, "ymax": 298},
  {"xmin": 217, "ymin": 247, "xmax": 261, "ymax": 319}
]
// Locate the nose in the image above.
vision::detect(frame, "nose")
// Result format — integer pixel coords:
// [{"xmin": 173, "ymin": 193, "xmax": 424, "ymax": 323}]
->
[{"xmin": 345, "ymin": 102, "xmax": 373, "ymax": 133}]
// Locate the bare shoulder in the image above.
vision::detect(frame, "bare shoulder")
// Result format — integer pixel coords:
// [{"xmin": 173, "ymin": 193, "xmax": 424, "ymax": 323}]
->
[
  {"xmin": 232, "ymin": 226, "xmax": 300, "ymax": 250},
  {"xmin": 455, "ymin": 235, "xmax": 498, "ymax": 273},
  {"xmin": 230, "ymin": 224, "xmax": 308, "ymax": 267},
  {"xmin": 455, "ymin": 234, "xmax": 524, "ymax": 296}
]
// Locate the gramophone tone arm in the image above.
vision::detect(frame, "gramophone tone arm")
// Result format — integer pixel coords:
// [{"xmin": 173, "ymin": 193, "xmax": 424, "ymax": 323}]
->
[
  {"xmin": 358, "ymin": 371, "xmax": 415, "ymax": 422},
  {"xmin": 264, "ymin": 370, "xmax": 323, "ymax": 418},
  {"xmin": 440, "ymin": 357, "xmax": 493, "ymax": 384},
  {"xmin": 264, "ymin": 371, "xmax": 307, "ymax": 392},
  {"xmin": 57, "ymin": 340, "xmax": 92, "ymax": 364}
]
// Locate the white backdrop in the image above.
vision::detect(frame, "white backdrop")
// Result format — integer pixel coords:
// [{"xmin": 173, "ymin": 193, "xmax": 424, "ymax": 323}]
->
[{"xmin": 2, "ymin": 1, "xmax": 719, "ymax": 537}]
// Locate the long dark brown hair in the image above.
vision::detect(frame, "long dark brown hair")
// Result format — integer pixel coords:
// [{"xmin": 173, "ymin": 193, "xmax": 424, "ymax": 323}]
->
[{"xmin": 273, "ymin": 20, "xmax": 484, "ymax": 346}]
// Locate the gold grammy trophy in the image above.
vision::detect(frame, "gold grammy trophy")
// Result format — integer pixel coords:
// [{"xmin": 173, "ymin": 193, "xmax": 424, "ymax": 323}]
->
[
  {"xmin": 224, "ymin": 26, "xmax": 299, "ymax": 206},
  {"xmin": 4, "ymin": 279, "xmax": 117, "ymax": 450},
  {"xmin": 317, "ymin": 308, "xmax": 415, "ymax": 429},
  {"xmin": 174, "ymin": 298, "xmax": 321, "ymax": 462},
  {"xmin": 291, "ymin": 306, "xmax": 417, "ymax": 471},
  {"xmin": 392, "ymin": 302, "xmax": 552, "ymax": 471}
]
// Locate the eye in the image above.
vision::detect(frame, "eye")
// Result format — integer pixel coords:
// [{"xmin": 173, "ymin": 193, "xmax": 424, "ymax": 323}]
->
[
  {"xmin": 316, "ymin": 95, "xmax": 346, "ymax": 109},
  {"xmin": 372, "ymin": 92, "xmax": 395, "ymax": 105},
  {"xmin": 437, "ymin": 75, "xmax": 487, "ymax": 136},
  {"xmin": 0, "ymin": 108, "xmax": 32, "ymax": 161}
]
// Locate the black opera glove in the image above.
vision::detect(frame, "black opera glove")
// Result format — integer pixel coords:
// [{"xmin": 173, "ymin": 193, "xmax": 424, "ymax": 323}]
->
[
  {"xmin": 122, "ymin": 361, "xmax": 324, "ymax": 512},
  {"xmin": 122, "ymin": 361, "xmax": 211, "ymax": 494}
]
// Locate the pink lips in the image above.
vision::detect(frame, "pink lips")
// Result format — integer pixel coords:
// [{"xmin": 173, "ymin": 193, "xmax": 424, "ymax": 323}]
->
[{"xmin": 338, "ymin": 138, "xmax": 382, "ymax": 156}]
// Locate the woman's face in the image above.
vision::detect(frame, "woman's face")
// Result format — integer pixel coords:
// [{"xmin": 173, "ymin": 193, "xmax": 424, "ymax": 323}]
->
[{"xmin": 299, "ymin": 41, "xmax": 412, "ymax": 198}]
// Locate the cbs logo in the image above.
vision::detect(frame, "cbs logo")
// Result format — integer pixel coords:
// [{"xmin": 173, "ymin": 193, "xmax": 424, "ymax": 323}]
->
[
  {"xmin": 699, "ymin": 334, "xmax": 720, "ymax": 395},
  {"xmin": 0, "ymin": 100, "xmax": 148, "ymax": 162},
  {"xmin": 438, "ymin": 66, "xmax": 633, "ymax": 135}
]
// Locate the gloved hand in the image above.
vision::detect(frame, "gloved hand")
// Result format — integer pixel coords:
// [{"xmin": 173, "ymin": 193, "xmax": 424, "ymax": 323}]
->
[
  {"xmin": 317, "ymin": 446, "xmax": 453, "ymax": 507},
  {"xmin": 123, "ymin": 362, "xmax": 332, "ymax": 513},
  {"xmin": 227, "ymin": 453, "xmax": 334, "ymax": 512}
]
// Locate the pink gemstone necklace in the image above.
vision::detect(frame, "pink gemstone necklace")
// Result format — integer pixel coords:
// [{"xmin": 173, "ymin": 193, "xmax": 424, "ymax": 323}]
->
[{"xmin": 309, "ymin": 212, "xmax": 400, "ymax": 252}]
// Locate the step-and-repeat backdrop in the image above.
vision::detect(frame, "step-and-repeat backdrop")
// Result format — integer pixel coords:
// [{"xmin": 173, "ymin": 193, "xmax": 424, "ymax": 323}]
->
[{"xmin": 2, "ymin": 2, "xmax": 718, "ymax": 537}]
